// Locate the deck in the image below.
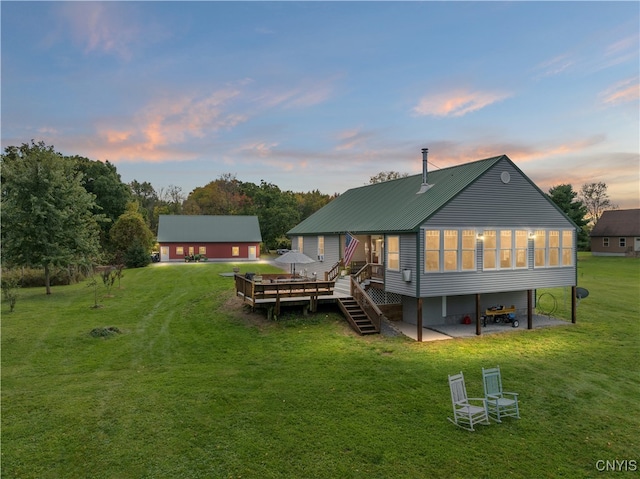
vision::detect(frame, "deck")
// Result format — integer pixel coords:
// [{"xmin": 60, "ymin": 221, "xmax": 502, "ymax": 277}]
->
[{"xmin": 234, "ymin": 273, "xmax": 342, "ymax": 316}]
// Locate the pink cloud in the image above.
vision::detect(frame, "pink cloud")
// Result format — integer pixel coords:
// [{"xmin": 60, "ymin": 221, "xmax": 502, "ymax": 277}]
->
[
  {"xmin": 599, "ymin": 77, "xmax": 639, "ymax": 106},
  {"xmin": 56, "ymin": 3, "xmax": 141, "ymax": 60},
  {"xmin": 413, "ymin": 89, "xmax": 511, "ymax": 117}
]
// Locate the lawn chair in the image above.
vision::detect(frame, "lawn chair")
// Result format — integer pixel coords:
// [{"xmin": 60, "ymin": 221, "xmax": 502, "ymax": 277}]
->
[
  {"xmin": 482, "ymin": 366, "xmax": 520, "ymax": 422},
  {"xmin": 447, "ymin": 371, "xmax": 490, "ymax": 431}
]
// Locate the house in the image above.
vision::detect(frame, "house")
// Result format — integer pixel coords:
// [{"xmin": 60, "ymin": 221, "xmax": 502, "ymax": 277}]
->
[
  {"xmin": 287, "ymin": 150, "xmax": 579, "ymax": 338},
  {"xmin": 590, "ymin": 209, "xmax": 640, "ymax": 256},
  {"xmin": 157, "ymin": 215, "xmax": 262, "ymax": 261}
]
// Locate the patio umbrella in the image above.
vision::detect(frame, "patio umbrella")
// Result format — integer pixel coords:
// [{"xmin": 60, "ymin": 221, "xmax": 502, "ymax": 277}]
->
[{"xmin": 274, "ymin": 250, "xmax": 315, "ymax": 275}]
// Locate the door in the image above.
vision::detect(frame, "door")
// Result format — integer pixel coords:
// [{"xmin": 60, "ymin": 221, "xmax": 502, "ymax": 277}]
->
[
  {"xmin": 160, "ymin": 246, "xmax": 169, "ymax": 262},
  {"xmin": 248, "ymin": 246, "xmax": 257, "ymax": 260},
  {"xmin": 634, "ymin": 237, "xmax": 640, "ymax": 252}
]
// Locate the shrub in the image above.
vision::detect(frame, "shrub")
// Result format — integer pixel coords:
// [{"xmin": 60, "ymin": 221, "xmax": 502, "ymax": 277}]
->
[
  {"xmin": 1, "ymin": 276, "xmax": 19, "ymax": 312},
  {"xmin": 1, "ymin": 266, "xmax": 90, "ymax": 288},
  {"xmin": 124, "ymin": 243, "xmax": 151, "ymax": 268}
]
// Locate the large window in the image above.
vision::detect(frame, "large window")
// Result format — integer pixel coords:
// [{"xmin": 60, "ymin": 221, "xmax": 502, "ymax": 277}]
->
[
  {"xmin": 425, "ymin": 231, "xmax": 440, "ymax": 271},
  {"xmin": 297, "ymin": 236, "xmax": 303, "ymax": 252},
  {"xmin": 533, "ymin": 229, "xmax": 574, "ymax": 267},
  {"xmin": 549, "ymin": 231, "xmax": 560, "ymax": 266},
  {"xmin": 483, "ymin": 230, "xmax": 497, "ymax": 270},
  {"xmin": 499, "ymin": 230, "xmax": 512, "ymax": 269},
  {"xmin": 199, "ymin": 246, "xmax": 206, "ymax": 255},
  {"xmin": 232, "ymin": 246, "xmax": 240, "ymax": 257},
  {"xmin": 461, "ymin": 230, "xmax": 476, "ymax": 270},
  {"xmin": 317, "ymin": 236, "xmax": 324, "ymax": 259},
  {"xmin": 444, "ymin": 230, "xmax": 458, "ymax": 271},
  {"xmin": 176, "ymin": 246, "xmax": 184, "ymax": 256},
  {"xmin": 515, "ymin": 230, "xmax": 528, "ymax": 268},
  {"xmin": 387, "ymin": 236, "xmax": 400, "ymax": 271},
  {"xmin": 534, "ymin": 230, "xmax": 546, "ymax": 267},
  {"xmin": 562, "ymin": 231, "xmax": 574, "ymax": 266},
  {"xmin": 425, "ymin": 229, "xmax": 477, "ymax": 272}
]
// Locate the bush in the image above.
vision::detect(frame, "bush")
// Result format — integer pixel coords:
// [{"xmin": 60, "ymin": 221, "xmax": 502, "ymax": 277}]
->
[
  {"xmin": 1, "ymin": 266, "xmax": 90, "ymax": 288},
  {"xmin": 1, "ymin": 276, "xmax": 19, "ymax": 312},
  {"xmin": 124, "ymin": 243, "xmax": 151, "ymax": 268}
]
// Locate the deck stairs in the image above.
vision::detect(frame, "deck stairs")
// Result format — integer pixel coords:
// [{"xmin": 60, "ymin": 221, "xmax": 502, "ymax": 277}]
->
[{"xmin": 334, "ymin": 276, "xmax": 379, "ymax": 335}]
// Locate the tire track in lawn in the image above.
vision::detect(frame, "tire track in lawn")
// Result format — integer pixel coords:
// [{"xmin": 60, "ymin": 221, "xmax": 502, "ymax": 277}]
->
[{"xmin": 130, "ymin": 291, "xmax": 183, "ymax": 371}]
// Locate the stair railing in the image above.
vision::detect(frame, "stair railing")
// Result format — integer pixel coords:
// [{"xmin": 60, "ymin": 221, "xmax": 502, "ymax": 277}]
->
[
  {"xmin": 350, "ymin": 276, "xmax": 383, "ymax": 332},
  {"xmin": 325, "ymin": 260, "xmax": 344, "ymax": 281}
]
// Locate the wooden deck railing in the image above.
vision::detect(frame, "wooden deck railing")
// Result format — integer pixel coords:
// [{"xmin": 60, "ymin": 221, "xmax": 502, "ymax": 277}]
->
[
  {"xmin": 235, "ymin": 274, "xmax": 335, "ymax": 302},
  {"xmin": 352, "ymin": 263, "xmax": 384, "ymax": 284}
]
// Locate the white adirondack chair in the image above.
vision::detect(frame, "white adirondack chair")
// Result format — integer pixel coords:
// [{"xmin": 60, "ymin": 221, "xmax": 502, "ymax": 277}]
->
[
  {"xmin": 482, "ymin": 366, "xmax": 520, "ymax": 422},
  {"xmin": 447, "ymin": 371, "xmax": 490, "ymax": 431}
]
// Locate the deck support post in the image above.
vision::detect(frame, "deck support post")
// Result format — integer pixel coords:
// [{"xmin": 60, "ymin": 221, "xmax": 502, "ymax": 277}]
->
[
  {"xmin": 417, "ymin": 298, "xmax": 423, "ymax": 342},
  {"xmin": 571, "ymin": 286, "xmax": 577, "ymax": 323},
  {"xmin": 475, "ymin": 294, "xmax": 481, "ymax": 336},
  {"xmin": 527, "ymin": 289, "xmax": 533, "ymax": 330}
]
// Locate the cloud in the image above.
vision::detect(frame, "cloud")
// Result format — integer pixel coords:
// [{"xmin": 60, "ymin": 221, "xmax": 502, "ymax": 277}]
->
[
  {"xmin": 55, "ymin": 2, "xmax": 142, "ymax": 60},
  {"xmin": 599, "ymin": 77, "xmax": 639, "ymax": 106},
  {"xmin": 254, "ymin": 77, "xmax": 336, "ymax": 109},
  {"xmin": 91, "ymin": 88, "xmax": 248, "ymax": 162},
  {"xmin": 534, "ymin": 54, "xmax": 575, "ymax": 78},
  {"xmin": 413, "ymin": 88, "xmax": 512, "ymax": 117},
  {"xmin": 334, "ymin": 128, "xmax": 376, "ymax": 151}
]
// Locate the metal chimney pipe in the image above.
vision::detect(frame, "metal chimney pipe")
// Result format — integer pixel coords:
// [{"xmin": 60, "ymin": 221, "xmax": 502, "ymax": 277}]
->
[
  {"xmin": 421, "ymin": 148, "xmax": 429, "ymax": 184},
  {"xmin": 416, "ymin": 147, "xmax": 433, "ymax": 194}
]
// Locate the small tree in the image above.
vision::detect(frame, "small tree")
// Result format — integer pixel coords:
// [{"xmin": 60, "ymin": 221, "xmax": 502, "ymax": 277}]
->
[
  {"xmin": 1, "ymin": 277, "xmax": 19, "ymax": 312},
  {"xmin": 548, "ymin": 184, "xmax": 590, "ymax": 250},
  {"xmin": 579, "ymin": 182, "xmax": 617, "ymax": 226},
  {"xmin": 87, "ymin": 275, "xmax": 100, "ymax": 309},
  {"xmin": 101, "ymin": 268, "xmax": 117, "ymax": 296},
  {"xmin": 110, "ymin": 202, "xmax": 154, "ymax": 263},
  {"xmin": 124, "ymin": 241, "xmax": 152, "ymax": 268}
]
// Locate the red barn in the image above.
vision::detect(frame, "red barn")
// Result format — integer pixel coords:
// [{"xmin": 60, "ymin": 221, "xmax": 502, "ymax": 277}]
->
[{"xmin": 157, "ymin": 215, "xmax": 262, "ymax": 262}]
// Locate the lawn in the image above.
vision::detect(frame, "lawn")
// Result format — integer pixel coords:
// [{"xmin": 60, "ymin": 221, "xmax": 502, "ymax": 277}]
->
[{"xmin": 2, "ymin": 254, "xmax": 638, "ymax": 478}]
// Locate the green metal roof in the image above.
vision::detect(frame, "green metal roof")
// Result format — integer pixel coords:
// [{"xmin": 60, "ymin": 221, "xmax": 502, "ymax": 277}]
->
[
  {"xmin": 288, "ymin": 156, "xmax": 505, "ymax": 235},
  {"xmin": 157, "ymin": 215, "xmax": 262, "ymax": 242}
]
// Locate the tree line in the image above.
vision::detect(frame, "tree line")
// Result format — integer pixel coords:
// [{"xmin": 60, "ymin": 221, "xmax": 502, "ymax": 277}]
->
[{"xmin": 1, "ymin": 141, "xmax": 335, "ymax": 293}]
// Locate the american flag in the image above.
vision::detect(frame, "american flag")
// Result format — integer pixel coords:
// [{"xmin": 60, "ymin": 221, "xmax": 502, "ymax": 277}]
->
[{"xmin": 343, "ymin": 232, "xmax": 359, "ymax": 267}]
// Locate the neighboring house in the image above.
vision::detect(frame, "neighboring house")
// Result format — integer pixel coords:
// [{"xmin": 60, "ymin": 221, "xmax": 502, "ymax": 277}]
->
[
  {"xmin": 590, "ymin": 209, "xmax": 640, "ymax": 257},
  {"xmin": 157, "ymin": 215, "xmax": 262, "ymax": 261},
  {"xmin": 287, "ymin": 151, "xmax": 579, "ymax": 337}
]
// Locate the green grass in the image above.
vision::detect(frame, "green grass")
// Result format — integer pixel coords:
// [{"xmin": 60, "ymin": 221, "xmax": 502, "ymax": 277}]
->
[{"xmin": 2, "ymin": 254, "xmax": 639, "ymax": 478}]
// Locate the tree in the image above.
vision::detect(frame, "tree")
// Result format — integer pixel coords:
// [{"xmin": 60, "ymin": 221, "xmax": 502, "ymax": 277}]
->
[
  {"xmin": 579, "ymin": 182, "xmax": 617, "ymax": 226},
  {"xmin": 369, "ymin": 171, "xmax": 409, "ymax": 184},
  {"xmin": 129, "ymin": 180, "xmax": 159, "ymax": 232},
  {"xmin": 73, "ymin": 156, "xmax": 132, "ymax": 251},
  {"xmin": 110, "ymin": 202, "xmax": 154, "ymax": 265},
  {"xmin": 183, "ymin": 174, "xmax": 251, "ymax": 216},
  {"xmin": 295, "ymin": 189, "xmax": 334, "ymax": 221},
  {"xmin": 244, "ymin": 180, "xmax": 301, "ymax": 250},
  {"xmin": 1, "ymin": 141, "xmax": 102, "ymax": 294},
  {"xmin": 547, "ymin": 184, "xmax": 589, "ymax": 250}
]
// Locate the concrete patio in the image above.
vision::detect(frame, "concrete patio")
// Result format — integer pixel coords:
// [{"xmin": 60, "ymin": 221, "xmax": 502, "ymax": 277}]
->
[{"xmin": 384, "ymin": 314, "xmax": 573, "ymax": 342}]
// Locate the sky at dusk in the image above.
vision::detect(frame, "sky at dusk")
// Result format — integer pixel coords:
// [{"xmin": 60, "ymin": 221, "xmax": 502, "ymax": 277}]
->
[{"xmin": 2, "ymin": 1, "xmax": 639, "ymax": 208}]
